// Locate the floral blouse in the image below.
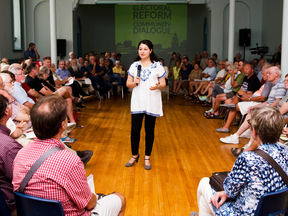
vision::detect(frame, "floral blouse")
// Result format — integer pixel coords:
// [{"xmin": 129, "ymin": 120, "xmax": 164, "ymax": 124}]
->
[{"xmin": 212, "ymin": 143, "xmax": 288, "ymax": 215}]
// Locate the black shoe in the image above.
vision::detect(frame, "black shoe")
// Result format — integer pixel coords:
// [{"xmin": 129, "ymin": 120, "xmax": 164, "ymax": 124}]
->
[
  {"xmin": 76, "ymin": 103, "xmax": 86, "ymax": 109},
  {"xmin": 65, "ymin": 144, "xmax": 72, "ymax": 148},
  {"xmin": 76, "ymin": 150, "xmax": 93, "ymax": 166}
]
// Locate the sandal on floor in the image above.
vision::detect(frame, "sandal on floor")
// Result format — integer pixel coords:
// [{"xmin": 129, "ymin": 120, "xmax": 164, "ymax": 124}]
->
[
  {"xmin": 206, "ymin": 113, "xmax": 220, "ymax": 119},
  {"xmin": 75, "ymin": 123, "xmax": 84, "ymax": 129},
  {"xmin": 231, "ymin": 148, "xmax": 244, "ymax": 157},
  {"xmin": 61, "ymin": 136, "xmax": 77, "ymax": 143},
  {"xmin": 202, "ymin": 101, "xmax": 212, "ymax": 107}
]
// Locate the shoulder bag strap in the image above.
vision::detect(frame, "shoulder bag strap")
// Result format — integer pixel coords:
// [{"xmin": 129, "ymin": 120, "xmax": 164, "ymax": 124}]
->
[
  {"xmin": 19, "ymin": 146, "xmax": 62, "ymax": 193},
  {"xmin": 253, "ymin": 149, "xmax": 288, "ymax": 186}
]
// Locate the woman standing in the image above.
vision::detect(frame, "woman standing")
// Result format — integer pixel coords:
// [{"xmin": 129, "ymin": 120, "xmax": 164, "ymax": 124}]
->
[{"xmin": 125, "ymin": 40, "xmax": 166, "ymax": 170}]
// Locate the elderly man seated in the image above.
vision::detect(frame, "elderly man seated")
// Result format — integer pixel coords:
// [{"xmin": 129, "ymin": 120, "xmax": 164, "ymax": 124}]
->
[
  {"xmin": 13, "ymin": 95, "xmax": 126, "ymax": 216},
  {"xmin": 191, "ymin": 106, "xmax": 288, "ymax": 216}
]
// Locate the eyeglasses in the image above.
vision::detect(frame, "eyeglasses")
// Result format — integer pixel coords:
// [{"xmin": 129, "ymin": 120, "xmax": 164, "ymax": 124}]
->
[{"xmin": 4, "ymin": 80, "xmax": 14, "ymax": 84}]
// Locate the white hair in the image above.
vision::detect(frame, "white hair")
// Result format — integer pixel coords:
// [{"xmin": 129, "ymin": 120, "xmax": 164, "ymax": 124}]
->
[
  {"xmin": 115, "ymin": 60, "xmax": 120, "ymax": 64},
  {"xmin": 0, "ymin": 73, "xmax": 10, "ymax": 82},
  {"xmin": 69, "ymin": 52, "xmax": 74, "ymax": 56},
  {"xmin": 25, "ymin": 59, "xmax": 31, "ymax": 64}
]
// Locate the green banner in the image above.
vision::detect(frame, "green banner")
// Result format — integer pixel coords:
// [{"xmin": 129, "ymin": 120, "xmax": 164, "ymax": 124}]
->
[{"xmin": 115, "ymin": 5, "xmax": 187, "ymax": 54}]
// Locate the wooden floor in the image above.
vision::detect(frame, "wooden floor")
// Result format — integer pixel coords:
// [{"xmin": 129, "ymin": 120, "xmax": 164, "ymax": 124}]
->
[{"xmin": 69, "ymin": 92, "xmax": 249, "ymax": 216}]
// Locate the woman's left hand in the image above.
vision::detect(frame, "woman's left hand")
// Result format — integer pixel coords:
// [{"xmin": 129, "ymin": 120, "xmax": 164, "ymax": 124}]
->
[
  {"xmin": 209, "ymin": 191, "xmax": 229, "ymax": 209},
  {"xmin": 150, "ymin": 83, "xmax": 159, "ymax": 91}
]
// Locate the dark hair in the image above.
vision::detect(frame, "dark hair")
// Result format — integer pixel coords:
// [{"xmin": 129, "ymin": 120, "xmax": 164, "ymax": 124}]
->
[
  {"xmin": 183, "ymin": 56, "xmax": 189, "ymax": 61},
  {"xmin": 31, "ymin": 94, "xmax": 67, "ymax": 140},
  {"xmin": 0, "ymin": 95, "xmax": 9, "ymax": 120},
  {"xmin": 134, "ymin": 40, "xmax": 158, "ymax": 62},
  {"xmin": 25, "ymin": 63, "xmax": 38, "ymax": 74},
  {"xmin": 172, "ymin": 52, "xmax": 176, "ymax": 55},
  {"xmin": 29, "ymin": 43, "xmax": 35, "ymax": 48},
  {"xmin": 209, "ymin": 58, "xmax": 216, "ymax": 65},
  {"xmin": 116, "ymin": 53, "xmax": 122, "ymax": 57},
  {"xmin": 212, "ymin": 53, "xmax": 218, "ymax": 58}
]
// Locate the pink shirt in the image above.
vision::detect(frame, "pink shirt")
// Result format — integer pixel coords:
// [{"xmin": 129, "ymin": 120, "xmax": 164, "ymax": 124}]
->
[{"xmin": 12, "ymin": 138, "xmax": 92, "ymax": 216}]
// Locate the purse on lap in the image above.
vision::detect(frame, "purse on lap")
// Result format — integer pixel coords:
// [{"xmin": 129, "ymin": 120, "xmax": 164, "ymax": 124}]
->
[{"xmin": 209, "ymin": 149, "xmax": 288, "ymax": 193}]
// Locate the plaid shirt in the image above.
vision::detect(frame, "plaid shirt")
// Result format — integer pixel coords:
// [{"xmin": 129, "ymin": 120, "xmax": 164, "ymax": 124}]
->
[{"xmin": 12, "ymin": 138, "xmax": 92, "ymax": 216}]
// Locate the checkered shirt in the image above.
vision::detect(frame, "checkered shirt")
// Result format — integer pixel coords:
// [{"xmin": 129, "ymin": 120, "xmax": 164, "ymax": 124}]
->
[{"xmin": 12, "ymin": 138, "xmax": 92, "ymax": 216}]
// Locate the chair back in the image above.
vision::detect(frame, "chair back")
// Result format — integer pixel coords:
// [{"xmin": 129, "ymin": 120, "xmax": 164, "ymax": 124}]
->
[
  {"xmin": 254, "ymin": 187, "xmax": 288, "ymax": 216},
  {"xmin": 14, "ymin": 191, "xmax": 65, "ymax": 216},
  {"xmin": 110, "ymin": 73, "xmax": 122, "ymax": 86},
  {"xmin": 0, "ymin": 189, "xmax": 11, "ymax": 216}
]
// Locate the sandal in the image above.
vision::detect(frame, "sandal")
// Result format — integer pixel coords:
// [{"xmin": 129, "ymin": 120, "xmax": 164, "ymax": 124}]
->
[
  {"xmin": 203, "ymin": 112, "xmax": 212, "ymax": 117},
  {"xmin": 231, "ymin": 148, "xmax": 244, "ymax": 157},
  {"xmin": 61, "ymin": 136, "xmax": 77, "ymax": 143},
  {"xmin": 75, "ymin": 123, "xmax": 84, "ymax": 129},
  {"xmin": 206, "ymin": 113, "xmax": 220, "ymax": 119},
  {"xmin": 202, "ymin": 101, "xmax": 212, "ymax": 107}
]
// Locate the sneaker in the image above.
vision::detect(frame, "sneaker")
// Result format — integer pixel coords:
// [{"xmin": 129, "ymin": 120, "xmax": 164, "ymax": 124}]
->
[
  {"xmin": 199, "ymin": 96, "xmax": 207, "ymax": 101},
  {"xmin": 239, "ymin": 128, "xmax": 251, "ymax": 138},
  {"xmin": 76, "ymin": 150, "xmax": 93, "ymax": 166},
  {"xmin": 220, "ymin": 134, "xmax": 239, "ymax": 144},
  {"xmin": 220, "ymin": 104, "xmax": 236, "ymax": 110},
  {"xmin": 215, "ymin": 127, "xmax": 230, "ymax": 133}
]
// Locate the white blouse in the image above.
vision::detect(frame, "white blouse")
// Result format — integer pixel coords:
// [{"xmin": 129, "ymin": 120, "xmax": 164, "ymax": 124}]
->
[{"xmin": 128, "ymin": 61, "xmax": 166, "ymax": 117}]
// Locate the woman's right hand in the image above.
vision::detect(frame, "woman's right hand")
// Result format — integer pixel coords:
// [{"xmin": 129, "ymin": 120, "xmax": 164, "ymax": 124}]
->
[
  {"xmin": 134, "ymin": 77, "xmax": 140, "ymax": 86},
  {"xmin": 210, "ymin": 191, "xmax": 229, "ymax": 209}
]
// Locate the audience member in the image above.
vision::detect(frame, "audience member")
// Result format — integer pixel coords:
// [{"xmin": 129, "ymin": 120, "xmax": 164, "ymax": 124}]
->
[
  {"xmin": 12, "ymin": 94, "xmax": 126, "ymax": 216},
  {"xmin": 193, "ymin": 106, "xmax": 288, "ymax": 216},
  {"xmin": 113, "ymin": 60, "xmax": 129, "ymax": 93},
  {"xmin": 233, "ymin": 52, "xmax": 242, "ymax": 63},
  {"xmin": 0, "ymin": 95, "xmax": 22, "ymax": 216},
  {"xmin": 200, "ymin": 51, "xmax": 209, "ymax": 70},
  {"xmin": 24, "ymin": 42, "xmax": 40, "ymax": 61},
  {"xmin": 110, "ymin": 52, "xmax": 117, "ymax": 66}
]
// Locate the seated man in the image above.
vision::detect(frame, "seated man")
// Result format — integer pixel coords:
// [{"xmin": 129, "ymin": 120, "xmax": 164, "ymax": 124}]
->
[
  {"xmin": 25, "ymin": 63, "xmax": 79, "ymax": 128},
  {"xmin": 205, "ymin": 62, "xmax": 260, "ymax": 119},
  {"xmin": 221, "ymin": 66, "xmax": 285, "ymax": 144},
  {"xmin": 192, "ymin": 106, "xmax": 288, "ymax": 216},
  {"xmin": 9, "ymin": 66, "xmax": 35, "ymax": 109},
  {"xmin": 102, "ymin": 59, "xmax": 113, "ymax": 95},
  {"xmin": 113, "ymin": 60, "xmax": 129, "ymax": 93},
  {"xmin": 0, "ymin": 95, "xmax": 23, "ymax": 216},
  {"xmin": 173, "ymin": 56, "xmax": 193, "ymax": 95},
  {"xmin": 216, "ymin": 65, "xmax": 272, "ymax": 133},
  {"xmin": 12, "ymin": 95, "xmax": 126, "ymax": 216}
]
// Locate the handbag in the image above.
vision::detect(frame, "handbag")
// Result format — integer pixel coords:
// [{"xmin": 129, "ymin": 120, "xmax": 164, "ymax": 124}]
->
[{"xmin": 209, "ymin": 149, "xmax": 288, "ymax": 192}]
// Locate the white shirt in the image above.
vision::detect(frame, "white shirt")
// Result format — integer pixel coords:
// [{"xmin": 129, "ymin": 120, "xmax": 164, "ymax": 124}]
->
[{"xmin": 128, "ymin": 61, "xmax": 166, "ymax": 117}]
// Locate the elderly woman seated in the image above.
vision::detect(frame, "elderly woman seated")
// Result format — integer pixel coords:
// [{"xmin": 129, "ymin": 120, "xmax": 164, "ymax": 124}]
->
[{"xmin": 191, "ymin": 106, "xmax": 288, "ymax": 215}]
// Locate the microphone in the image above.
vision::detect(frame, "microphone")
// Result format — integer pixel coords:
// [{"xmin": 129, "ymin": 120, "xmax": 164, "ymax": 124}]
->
[{"xmin": 136, "ymin": 65, "xmax": 141, "ymax": 86}]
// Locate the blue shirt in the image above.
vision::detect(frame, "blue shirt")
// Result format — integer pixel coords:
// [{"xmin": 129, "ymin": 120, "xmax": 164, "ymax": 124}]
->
[
  {"xmin": 24, "ymin": 49, "xmax": 36, "ymax": 60},
  {"xmin": 87, "ymin": 64, "xmax": 103, "ymax": 79},
  {"xmin": 202, "ymin": 66, "xmax": 217, "ymax": 81},
  {"xmin": 56, "ymin": 68, "xmax": 71, "ymax": 80},
  {"xmin": 12, "ymin": 82, "xmax": 35, "ymax": 105},
  {"xmin": 213, "ymin": 143, "xmax": 288, "ymax": 215}
]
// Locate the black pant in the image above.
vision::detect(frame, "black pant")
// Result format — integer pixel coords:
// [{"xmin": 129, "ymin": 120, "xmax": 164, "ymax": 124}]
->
[
  {"xmin": 131, "ymin": 113, "xmax": 156, "ymax": 156},
  {"xmin": 70, "ymin": 81, "xmax": 87, "ymax": 98}
]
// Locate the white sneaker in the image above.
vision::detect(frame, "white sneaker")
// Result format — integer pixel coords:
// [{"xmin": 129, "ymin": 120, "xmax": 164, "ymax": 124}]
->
[
  {"xmin": 220, "ymin": 134, "xmax": 239, "ymax": 144},
  {"xmin": 239, "ymin": 129, "xmax": 251, "ymax": 138}
]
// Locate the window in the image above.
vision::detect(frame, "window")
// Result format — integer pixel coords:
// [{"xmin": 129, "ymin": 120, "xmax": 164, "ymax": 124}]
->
[{"xmin": 12, "ymin": 0, "xmax": 23, "ymax": 51}]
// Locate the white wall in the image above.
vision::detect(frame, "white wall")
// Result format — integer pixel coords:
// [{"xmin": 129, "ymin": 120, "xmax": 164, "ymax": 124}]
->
[
  {"xmin": 210, "ymin": 0, "xmax": 263, "ymax": 61},
  {"xmin": 25, "ymin": 0, "xmax": 75, "ymax": 64}
]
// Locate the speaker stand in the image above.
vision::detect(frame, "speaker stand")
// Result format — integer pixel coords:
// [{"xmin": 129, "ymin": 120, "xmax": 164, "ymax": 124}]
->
[{"xmin": 243, "ymin": 44, "xmax": 246, "ymax": 61}]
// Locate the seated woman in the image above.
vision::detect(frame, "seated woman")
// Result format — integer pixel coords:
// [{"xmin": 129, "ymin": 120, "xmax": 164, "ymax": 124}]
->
[
  {"xmin": 203, "ymin": 65, "xmax": 244, "ymax": 118},
  {"xmin": 184, "ymin": 63, "xmax": 202, "ymax": 99},
  {"xmin": 171, "ymin": 59, "xmax": 181, "ymax": 95},
  {"xmin": 38, "ymin": 66, "xmax": 84, "ymax": 129},
  {"xmin": 192, "ymin": 106, "xmax": 288, "ymax": 216}
]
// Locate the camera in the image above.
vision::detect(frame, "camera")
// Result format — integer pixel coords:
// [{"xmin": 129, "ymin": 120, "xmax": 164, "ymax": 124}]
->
[{"xmin": 250, "ymin": 43, "xmax": 269, "ymax": 58}]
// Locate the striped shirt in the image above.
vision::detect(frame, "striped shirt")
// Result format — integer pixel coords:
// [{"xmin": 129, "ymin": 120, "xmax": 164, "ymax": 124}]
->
[{"xmin": 267, "ymin": 78, "xmax": 286, "ymax": 105}]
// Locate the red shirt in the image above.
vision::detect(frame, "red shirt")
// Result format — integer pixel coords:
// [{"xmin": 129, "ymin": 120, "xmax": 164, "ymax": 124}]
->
[
  {"xmin": 12, "ymin": 138, "xmax": 92, "ymax": 216},
  {"xmin": 21, "ymin": 83, "xmax": 37, "ymax": 102}
]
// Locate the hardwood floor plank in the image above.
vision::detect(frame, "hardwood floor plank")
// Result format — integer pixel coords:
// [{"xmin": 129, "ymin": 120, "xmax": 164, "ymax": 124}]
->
[{"xmin": 71, "ymin": 94, "xmax": 238, "ymax": 215}]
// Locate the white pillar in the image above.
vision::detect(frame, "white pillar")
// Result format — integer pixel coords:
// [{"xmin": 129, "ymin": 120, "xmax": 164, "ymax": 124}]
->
[
  {"xmin": 228, "ymin": 0, "xmax": 235, "ymax": 62},
  {"xmin": 50, "ymin": 0, "xmax": 57, "ymax": 65},
  {"xmin": 281, "ymin": 0, "xmax": 288, "ymax": 79}
]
